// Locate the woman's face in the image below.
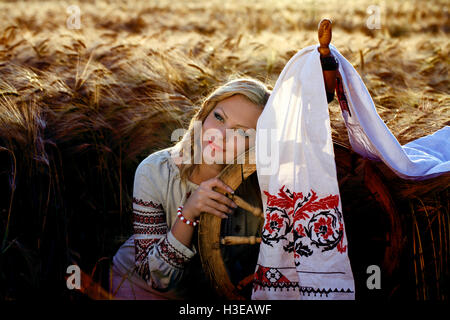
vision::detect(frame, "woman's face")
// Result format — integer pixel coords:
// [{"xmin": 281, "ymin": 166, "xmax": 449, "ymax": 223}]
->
[{"xmin": 201, "ymin": 94, "xmax": 263, "ymax": 165}]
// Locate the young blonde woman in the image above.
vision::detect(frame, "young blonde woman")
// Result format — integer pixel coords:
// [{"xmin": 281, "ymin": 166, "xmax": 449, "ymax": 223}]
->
[
  {"xmin": 110, "ymin": 50, "xmax": 339, "ymax": 299},
  {"xmin": 110, "ymin": 78, "xmax": 270, "ymax": 300}
]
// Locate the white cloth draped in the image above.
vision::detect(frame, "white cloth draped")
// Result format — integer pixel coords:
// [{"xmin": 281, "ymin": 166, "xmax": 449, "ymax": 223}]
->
[
  {"xmin": 253, "ymin": 44, "xmax": 449, "ymax": 300},
  {"xmin": 330, "ymin": 44, "xmax": 450, "ymax": 180}
]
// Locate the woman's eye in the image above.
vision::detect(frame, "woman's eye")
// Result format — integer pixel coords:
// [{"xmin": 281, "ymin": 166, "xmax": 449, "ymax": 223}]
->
[{"xmin": 214, "ymin": 112, "xmax": 224, "ymax": 122}]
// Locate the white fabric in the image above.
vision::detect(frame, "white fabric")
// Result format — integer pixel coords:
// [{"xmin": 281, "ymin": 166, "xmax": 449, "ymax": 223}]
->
[
  {"xmin": 329, "ymin": 44, "xmax": 450, "ymax": 180},
  {"xmin": 253, "ymin": 44, "xmax": 450, "ymax": 300}
]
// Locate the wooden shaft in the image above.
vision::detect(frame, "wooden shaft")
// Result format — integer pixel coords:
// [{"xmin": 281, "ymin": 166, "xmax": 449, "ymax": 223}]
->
[
  {"xmin": 232, "ymin": 194, "xmax": 264, "ymax": 219},
  {"xmin": 217, "ymin": 187, "xmax": 264, "ymax": 219},
  {"xmin": 220, "ymin": 236, "xmax": 262, "ymax": 246},
  {"xmin": 323, "ymin": 70, "xmax": 337, "ymax": 97},
  {"xmin": 318, "ymin": 18, "xmax": 332, "ymax": 56},
  {"xmin": 318, "ymin": 18, "xmax": 337, "ymax": 96}
]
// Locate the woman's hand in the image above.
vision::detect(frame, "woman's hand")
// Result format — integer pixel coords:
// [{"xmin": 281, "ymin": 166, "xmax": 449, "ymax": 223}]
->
[{"xmin": 182, "ymin": 177, "xmax": 238, "ymax": 220}]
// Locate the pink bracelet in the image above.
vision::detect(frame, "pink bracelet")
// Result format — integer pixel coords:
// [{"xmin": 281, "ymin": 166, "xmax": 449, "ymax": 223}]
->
[{"xmin": 177, "ymin": 205, "xmax": 199, "ymax": 227}]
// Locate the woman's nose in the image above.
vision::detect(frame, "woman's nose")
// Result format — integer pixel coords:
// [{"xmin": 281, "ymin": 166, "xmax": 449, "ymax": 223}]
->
[{"xmin": 218, "ymin": 126, "xmax": 229, "ymax": 142}]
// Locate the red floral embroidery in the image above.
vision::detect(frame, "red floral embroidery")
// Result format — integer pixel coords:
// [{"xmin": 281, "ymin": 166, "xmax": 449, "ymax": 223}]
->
[
  {"xmin": 264, "ymin": 212, "xmax": 284, "ymax": 234},
  {"xmin": 261, "ymin": 185, "xmax": 347, "ymax": 260},
  {"xmin": 294, "ymin": 190, "xmax": 339, "ymax": 223},
  {"xmin": 295, "ymin": 223, "xmax": 306, "ymax": 237},
  {"xmin": 313, "ymin": 216, "xmax": 334, "ymax": 240},
  {"xmin": 264, "ymin": 185, "xmax": 303, "ymax": 216}
]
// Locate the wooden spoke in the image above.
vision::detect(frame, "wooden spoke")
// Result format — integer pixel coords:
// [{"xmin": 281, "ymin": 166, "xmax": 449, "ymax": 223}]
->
[
  {"xmin": 230, "ymin": 194, "xmax": 264, "ymax": 219},
  {"xmin": 215, "ymin": 190, "xmax": 263, "ymax": 219},
  {"xmin": 220, "ymin": 236, "xmax": 262, "ymax": 246},
  {"xmin": 211, "ymin": 146, "xmax": 263, "ymax": 220}
]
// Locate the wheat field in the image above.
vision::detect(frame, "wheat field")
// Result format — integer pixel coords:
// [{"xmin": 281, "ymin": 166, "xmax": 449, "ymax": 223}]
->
[{"xmin": 0, "ymin": 0, "xmax": 448, "ymax": 300}]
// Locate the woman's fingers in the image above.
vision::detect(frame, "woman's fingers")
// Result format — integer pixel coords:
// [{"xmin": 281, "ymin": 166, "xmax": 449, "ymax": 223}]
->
[
  {"xmin": 203, "ymin": 204, "xmax": 229, "ymax": 219},
  {"xmin": 207, "ymin": 189, "xmax": 237, "ymax": 209},
  {"xmin": 205, "ymin": 177, "xmax": 235, "ymax": 195},
  {"xmin": 194, "ymin": 177, "xmax": 237, "ymax": 219},
  {"xmin": 205, "ymin": 199, "xmax": 234, "ymax": 215}
]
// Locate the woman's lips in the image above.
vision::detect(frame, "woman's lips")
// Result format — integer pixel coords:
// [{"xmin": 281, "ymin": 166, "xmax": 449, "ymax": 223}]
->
[{"xmin": 208, "ymin": 140, "xmax": 223, "ymax": 151}]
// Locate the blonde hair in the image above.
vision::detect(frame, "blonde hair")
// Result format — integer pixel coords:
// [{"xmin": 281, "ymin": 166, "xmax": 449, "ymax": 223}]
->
[{"xmin": 173, "ymin": 77, "xmax": 271, "ymax": 183}]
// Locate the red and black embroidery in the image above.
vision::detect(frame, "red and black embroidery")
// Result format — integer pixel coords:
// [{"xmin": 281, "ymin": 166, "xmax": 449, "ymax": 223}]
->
[
  {"xmin": 133, "ymin": 197, "xmax": 164, "ymax": 210},
  {"xmin": 261, "ymin": 210, "xmax": 290, "ymax": 245},
  {"xmin": 264, "ymin": 212, "xmax": 284, "ymax": 234},
  {"xmin": 132, "ymin": 196, "xmax": 169, "ymax": 283},
  {"xmin": 304, "ymin": 209, "xmax": 345, "ymax": 254},
  {"xmin": 132, "ymin": 198, "xmax": 167, "ymax": 236},
  {"xmin": 135, "ymin": 238, "xmax": 160, "ymax": 281},
  {"xmin": 133, "ymin": 213, "xmax": 166, "ymax": 225},
  {"xmin": 133, "ymin": 225, "xmax": 167, "ymax": 235},
  {"xmin": 261, "ymin": 186, "xmax": 347, "ymax": 266},
  {"xmin": 133, "ymin": 207, "xmax": 164, "ymax": 215},
  {"xmin": 252, "ymin": 265, "xmax": 354, "ymax": 297},
  {"xmin": 253, "ymin": 265, "xmax": 298, "ymax": 291},
  {"xmin": 157, "ymin": 235, "xmax": 190, "ymax": 269}
]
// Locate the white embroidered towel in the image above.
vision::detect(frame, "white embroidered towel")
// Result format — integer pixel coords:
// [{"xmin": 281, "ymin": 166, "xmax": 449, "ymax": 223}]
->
[
  {"xmin": 253, "ymin": 44, "xmax": 355, "ymax": 300},
  {"xmin": 253, "ymin": 43, "xmax": 449, "ymax": 300}
]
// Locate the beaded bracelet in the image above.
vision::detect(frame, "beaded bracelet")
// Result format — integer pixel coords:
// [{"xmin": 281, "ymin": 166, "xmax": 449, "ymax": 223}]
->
[{"xmin": 177, "ymin": 205, "xmax": 199, "ymax": 227}]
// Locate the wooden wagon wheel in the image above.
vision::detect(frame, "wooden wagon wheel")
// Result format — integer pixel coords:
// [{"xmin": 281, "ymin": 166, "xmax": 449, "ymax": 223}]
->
[{"xmin": 197, "ymin": 142, "xmax": 403, "ymax": 300}]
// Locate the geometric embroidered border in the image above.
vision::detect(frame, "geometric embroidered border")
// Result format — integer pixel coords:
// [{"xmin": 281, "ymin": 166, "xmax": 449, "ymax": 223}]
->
[
  {"xmin": 133, "ymin": 207, "xmax": 164, "ymax": 215},
  {"xmin": 133, "ymin": 213, "xmax": 166, "ymax": 225},
  {"xmin": 253, "ymin": 279, "xmax": 354, "ymax": 298},
  {"xmin": 133, "ymin": 225, "xmax": 167, "ymax": 236},
  {"xmin": 157, "ymin": 235, "xmax": 190, "ymax": 269},
  {"xmin": 252, "ymin": 265, "xmax": 354, "ymax": 298},
  {"xmin": 135, "ymin": 238, "xmax": 159, "ymax": 282},
  {"xmin": 133, "ymin": 197, "xmax": 164, "ymax": 210}
]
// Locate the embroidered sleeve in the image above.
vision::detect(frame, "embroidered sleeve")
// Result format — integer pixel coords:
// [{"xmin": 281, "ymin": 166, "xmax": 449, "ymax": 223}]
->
[{"xmin": 132, "ymin": 160, "xmax": 196, "ymax": 292}]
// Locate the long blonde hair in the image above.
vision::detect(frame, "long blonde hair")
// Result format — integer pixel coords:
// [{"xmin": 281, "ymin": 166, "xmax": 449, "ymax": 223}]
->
[{"xmin": 173, "ymin": 77, "xmax": 271, "ymax": 183}]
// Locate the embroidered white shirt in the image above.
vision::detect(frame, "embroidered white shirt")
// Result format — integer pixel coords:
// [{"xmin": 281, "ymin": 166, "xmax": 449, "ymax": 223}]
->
[{"xmin": 112, "ymin": 146, "xmax": 199, "ymax": 299}]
